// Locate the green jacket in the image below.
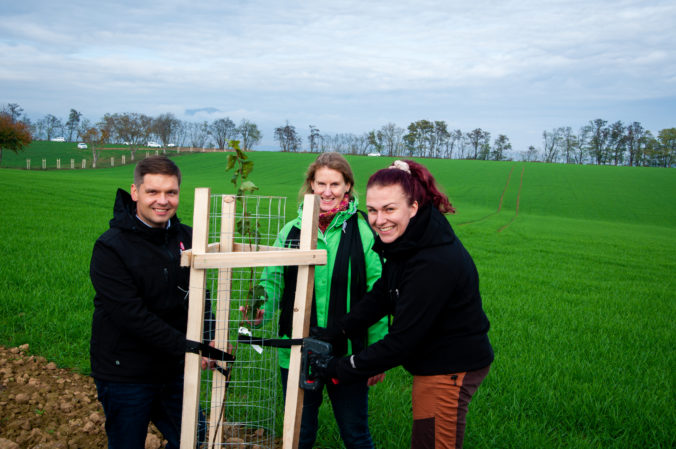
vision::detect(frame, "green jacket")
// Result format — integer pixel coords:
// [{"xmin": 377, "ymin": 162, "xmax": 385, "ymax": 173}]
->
[{"xmin": 260, "ymin": 198, "xmax": 387, "ymax": 369}]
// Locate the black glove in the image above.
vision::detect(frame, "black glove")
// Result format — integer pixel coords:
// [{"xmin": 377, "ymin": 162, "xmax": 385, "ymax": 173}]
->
[
  {"xmin": 311, "ymin": 326, "xmax": 348, "ymax": 356},
  {"xmin": 308, "ymin": 351, "xmax": 339, "ymax": 380}
]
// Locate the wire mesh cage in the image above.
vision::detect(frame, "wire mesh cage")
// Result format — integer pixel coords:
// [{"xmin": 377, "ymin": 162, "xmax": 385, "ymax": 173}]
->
[{"xmin": 197, "ymin": 194, "xmax": 288, "ymax": 448}]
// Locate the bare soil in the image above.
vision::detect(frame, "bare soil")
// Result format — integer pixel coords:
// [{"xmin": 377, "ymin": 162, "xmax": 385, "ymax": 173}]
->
[{"xmin": 0, "ymin": 345, "xmax": 282, "ymax": 449}]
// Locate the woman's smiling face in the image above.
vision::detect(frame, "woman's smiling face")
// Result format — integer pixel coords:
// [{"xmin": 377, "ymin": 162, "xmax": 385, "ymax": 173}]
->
[
  {"xmin": 366, "ymin": 183, "xmax": 418, "ymax": 243},
  {"xmin": 311, "ymin": 167, "xmax": 351, "ymax": 212}
]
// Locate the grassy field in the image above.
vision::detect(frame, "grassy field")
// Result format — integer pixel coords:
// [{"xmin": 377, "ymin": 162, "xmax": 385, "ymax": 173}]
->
[{"xmin": 1, "ymin": 145, "xmax": 674, "ymax": 448}]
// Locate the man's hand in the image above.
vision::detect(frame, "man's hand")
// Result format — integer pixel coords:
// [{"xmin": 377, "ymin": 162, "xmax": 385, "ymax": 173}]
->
[{"xmin": 201, "ymin": 340, "xmax": 233, "ymax": 371}]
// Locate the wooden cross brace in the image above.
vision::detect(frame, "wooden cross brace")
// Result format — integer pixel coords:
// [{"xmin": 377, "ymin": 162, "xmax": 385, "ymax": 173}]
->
[{"xmin": 179, "ymin": 189, "xmax": 325, "ymax": 449}]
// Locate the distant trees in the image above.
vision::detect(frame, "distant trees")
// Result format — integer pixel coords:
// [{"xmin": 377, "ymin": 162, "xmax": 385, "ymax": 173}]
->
[
  {"xmin": 80, "ymin": 125, "xmax": 109, "ymax": 168},
  {"xmin": 152, "ymin": 113, "xmax": 181, "ymax": 148},
  {"xmin": 12, "ymin": 102, "xmax": 673, "ymax": 168},
  {"xmin": 211, "ymin": 118, "xmax": 237, "ymax": 150},
  {"xmin": 274, "ymin": 121, "xmax": 302, "ymax": 152},
  {"xmin": 492, "ymin": 135, "xmax": 512, "ymax": 161},
  {"xmin": 0, "ymin": 110, "xmax": 32, "ymax": 165},
  {"xmin": 65, "ymin": 109, "xmax": 82, "ymax": 142},
  {"xmin": 308, "ymin": 125, "xmax": 321, "ymax": 152},
  {"xmin": 101, "ymin": 112, "xmax": 152, "ymax": 158}
]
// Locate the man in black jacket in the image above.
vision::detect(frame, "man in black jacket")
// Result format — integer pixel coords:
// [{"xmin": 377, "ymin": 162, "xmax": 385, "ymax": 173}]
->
[{"xmin": 90, "ymin": 155, "xmax": 194, "ymax": 449}]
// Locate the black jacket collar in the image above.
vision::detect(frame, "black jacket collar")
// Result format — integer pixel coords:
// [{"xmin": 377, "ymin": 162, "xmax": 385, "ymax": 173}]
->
[{"xmin": 374, "ymin": 203, "xmax": 456, "ymax": 260}]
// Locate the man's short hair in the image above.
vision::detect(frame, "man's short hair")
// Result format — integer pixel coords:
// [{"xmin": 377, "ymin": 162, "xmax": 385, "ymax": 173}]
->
[{"xmin": 133, "ymin": 155, "xmax": 182, "ymax": 187}]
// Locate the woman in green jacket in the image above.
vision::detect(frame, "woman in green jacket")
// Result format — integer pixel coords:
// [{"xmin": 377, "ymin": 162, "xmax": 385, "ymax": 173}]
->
[{"xmin": 258, "ymin": 152, "xmax": 387, "ymax": 449}]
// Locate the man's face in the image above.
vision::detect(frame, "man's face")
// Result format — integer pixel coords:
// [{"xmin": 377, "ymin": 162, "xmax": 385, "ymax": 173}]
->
[{"xmin": 130, "ymin": 174, "xmax": 180, "ymax": 228}]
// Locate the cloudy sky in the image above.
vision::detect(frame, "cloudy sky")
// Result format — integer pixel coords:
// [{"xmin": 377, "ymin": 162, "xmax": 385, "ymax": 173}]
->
[{"xmin": 2, "ymin": 0, "xmax": 674, "ymax": 153}]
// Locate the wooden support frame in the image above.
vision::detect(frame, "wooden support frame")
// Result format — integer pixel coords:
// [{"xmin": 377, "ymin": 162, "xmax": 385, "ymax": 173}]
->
[
  {"xmin": 181, "ymin": 188, "xmax": 211, "ymax": 449},
  {"xmin": 282, "ymin": 195, "xmax": 320, "ymax": 449},
  {"xmin": 179, "ymin": 193, "xmax": 324, "ymax": 449},
  {"xmin": 208, "ymin": 195, "xmax": 236, "ymax": 448}
]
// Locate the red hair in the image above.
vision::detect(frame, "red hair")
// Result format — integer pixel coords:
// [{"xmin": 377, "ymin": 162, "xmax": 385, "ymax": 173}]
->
[{"xmin": 366, "ymin": 160, "xmax": 455, "ymax": 214}]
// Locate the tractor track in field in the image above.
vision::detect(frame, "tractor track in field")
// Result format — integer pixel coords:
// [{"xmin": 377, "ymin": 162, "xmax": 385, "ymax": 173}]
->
[{"xmin": 456, "ymin": 164, "xmax": 524, "ymax": 232}]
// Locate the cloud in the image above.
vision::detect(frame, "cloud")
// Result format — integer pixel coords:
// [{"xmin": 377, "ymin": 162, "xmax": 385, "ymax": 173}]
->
[{"xmin": 1, "ymin": 0, "xmax": 674, "ymax": 151}]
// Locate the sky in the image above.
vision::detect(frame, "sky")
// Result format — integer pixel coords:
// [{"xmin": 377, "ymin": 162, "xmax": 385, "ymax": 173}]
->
[{"xmin": 1, "ymin": 0, "xmax": 675, "ymax": 154}]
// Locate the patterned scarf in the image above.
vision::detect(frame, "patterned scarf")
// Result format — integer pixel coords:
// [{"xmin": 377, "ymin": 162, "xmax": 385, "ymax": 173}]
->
[{"xmin": 318, "ymin": 194, "xmax": 350, "ymax": 233}]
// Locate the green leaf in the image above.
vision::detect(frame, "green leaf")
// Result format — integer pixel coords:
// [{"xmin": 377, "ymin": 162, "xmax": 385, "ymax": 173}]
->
[
  {"xmin": 241, "ymin": 160, "xmax": 254, "ymax": 178},
  {"xmin": 236, "ymin": 148, "xmax": 247, "ymax": 160},
  {"xmin": 226, "ymin": 154, "xmax": 236, "ymax": 171},
  {"xmin": 240, "ymin": 180, "xmax": 259, "ymax": 193}
]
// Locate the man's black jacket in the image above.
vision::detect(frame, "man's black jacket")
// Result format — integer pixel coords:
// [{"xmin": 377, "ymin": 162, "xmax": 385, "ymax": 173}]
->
[{"xmin": 90, "ymin": 188, "xmax": 193, "ymax": 383}]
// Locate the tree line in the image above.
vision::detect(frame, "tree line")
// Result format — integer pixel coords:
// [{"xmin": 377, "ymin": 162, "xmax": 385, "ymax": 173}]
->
[
  {"xmin": 275, "ymin": 119, "xmax": 675, "ymax": 168},
  {"xmin": 2, "ymin": 103, "xmax": 674, "ymax": 168}
]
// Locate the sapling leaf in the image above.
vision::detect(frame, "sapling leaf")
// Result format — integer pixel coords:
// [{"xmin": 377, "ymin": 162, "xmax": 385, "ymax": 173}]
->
[
  {"xmin": 226, "ymin": 154, "xmax": 236, "ymax": 170},
  {"xmin": 240, "ymin": 181, "xmax": 259, "ymax": 193},
  {"xmin": 242, "ymin": 160, "xmax": 254, "ymax": 178}
]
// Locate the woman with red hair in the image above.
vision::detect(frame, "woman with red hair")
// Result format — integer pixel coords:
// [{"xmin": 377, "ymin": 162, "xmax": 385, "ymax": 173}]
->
[{"xmin": 312, "ymin": 159, "xmax": 493, "ymax": 449}]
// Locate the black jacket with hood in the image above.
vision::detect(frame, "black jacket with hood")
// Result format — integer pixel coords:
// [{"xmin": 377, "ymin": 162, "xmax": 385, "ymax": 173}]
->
[
  {"xmin": 338, "ymin": 203, "xmax": 494, "ymax": 379},
  {"xmin": 90, "ymin": 188, "xmax": 193, "ymax": 383}
]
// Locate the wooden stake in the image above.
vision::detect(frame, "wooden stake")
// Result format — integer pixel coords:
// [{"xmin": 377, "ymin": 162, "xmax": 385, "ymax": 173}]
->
[
  {"xmin": 180, "ymin": 188, "xmax": 211, "ymax": 449},
  {"xmin": 282, "ymin": 194, "xmax": 320, "ymax": 449},
  {"xmin": 208, "ymin": 195, "xmax": 236, "ymax": 448}
]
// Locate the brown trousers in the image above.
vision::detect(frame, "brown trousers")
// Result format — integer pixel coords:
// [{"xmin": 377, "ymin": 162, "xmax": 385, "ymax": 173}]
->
[{"xmin": 411, "ymin": 365, "xmax": 490, "ymax": 449}]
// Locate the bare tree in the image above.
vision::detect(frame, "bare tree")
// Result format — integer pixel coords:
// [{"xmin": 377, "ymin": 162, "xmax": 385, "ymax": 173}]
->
[
  {"xmin": 152, "ymin": 113, "xmax": 181, "ymax": 148},
  {"xmin": 559, "ymin": 127, "xmax": 576, "ymax": 164},
  {"xmin": 379, "ymin": 123, "xmax": 404, "ymax": 157},
  {"xmin": 319, "ymin": 134, "xmax": 331, "ymax": 152},
  {"xmin": 101, "ymin": 113, "xmax": 152, "ymax": 158},
  {"xmin": 575, "ymin": 125, "xmax": 591, "ymax": 164},
  {"xmin": 188, "ymin": 121, "xmax": 210, "ymax": 148},
  {"xmin": 520, "ymin": 145, "xmax": 539, "ymax": 162},
  {"xmin": 81, "ymin": 125, "xmax": 109, "ymax": 168},
  {"xmin": 309, "ymin": 125, "xmax": 321, "ymax": 153},
  {"xmin": 445, "ymin": 129, "xmax": 463, "ymax": 159},
  {"xmin": 2, "ymin": 103, "xmax": 24, "ymax": 122},
  {"xmin": 237, "ymin": 119, "xmax": 262, "ymax": 151},
  {"xmin": 274, "ymin": 121, "xmax": 302, "ymax": 152},
  {"xmin": 65, "ymin": 109, "xmax": 82, "ymax": 142},
  {"xmin": 210, "ymin": 118, "xmax": 237, "ymax": 150},
  {"xmin": 542, "ymin": 128, "xmax": 562, "ymax": 163},
  {"xmin": 44, "ymin": 114, "xmax": 63, "ymax": 140},
  {"xmin": 431, "ymin": 121, "xmax": 450, "ymax": 158}
]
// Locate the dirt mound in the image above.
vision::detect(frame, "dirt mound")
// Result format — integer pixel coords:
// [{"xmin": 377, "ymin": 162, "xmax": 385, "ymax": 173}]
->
[{"xmin": 0, "ymin": 344, "xmax": 165, "ymax": 449}]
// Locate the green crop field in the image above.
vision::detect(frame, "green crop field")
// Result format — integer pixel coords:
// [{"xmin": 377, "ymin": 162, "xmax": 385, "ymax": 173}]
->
[{"xmin": 1, "ymin": 143, "xmax": 674, "ymax": 448}]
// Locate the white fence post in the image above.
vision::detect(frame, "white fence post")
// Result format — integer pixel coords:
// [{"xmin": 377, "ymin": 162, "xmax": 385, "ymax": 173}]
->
[
  {"xmin": 26, "ymin": 159, "xmax": 30, "ymax": 170},
  {"xmin": 122, "ymin": 155, "xmax": 126, "ymax": 165},
  {"xmin": 111, "ymin": 157, "xmax": 115, "ymax": 167},
  {"xmin": 42, "ymin": 158, "xmax": 46, "ymax": 170},
  {"xmin": 82, "ymin": 159, "xmax": 87, "ymax": 169},
  {"xmin": 71, "ymin": 159, "xmax": 75, "ymax": 169}
]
